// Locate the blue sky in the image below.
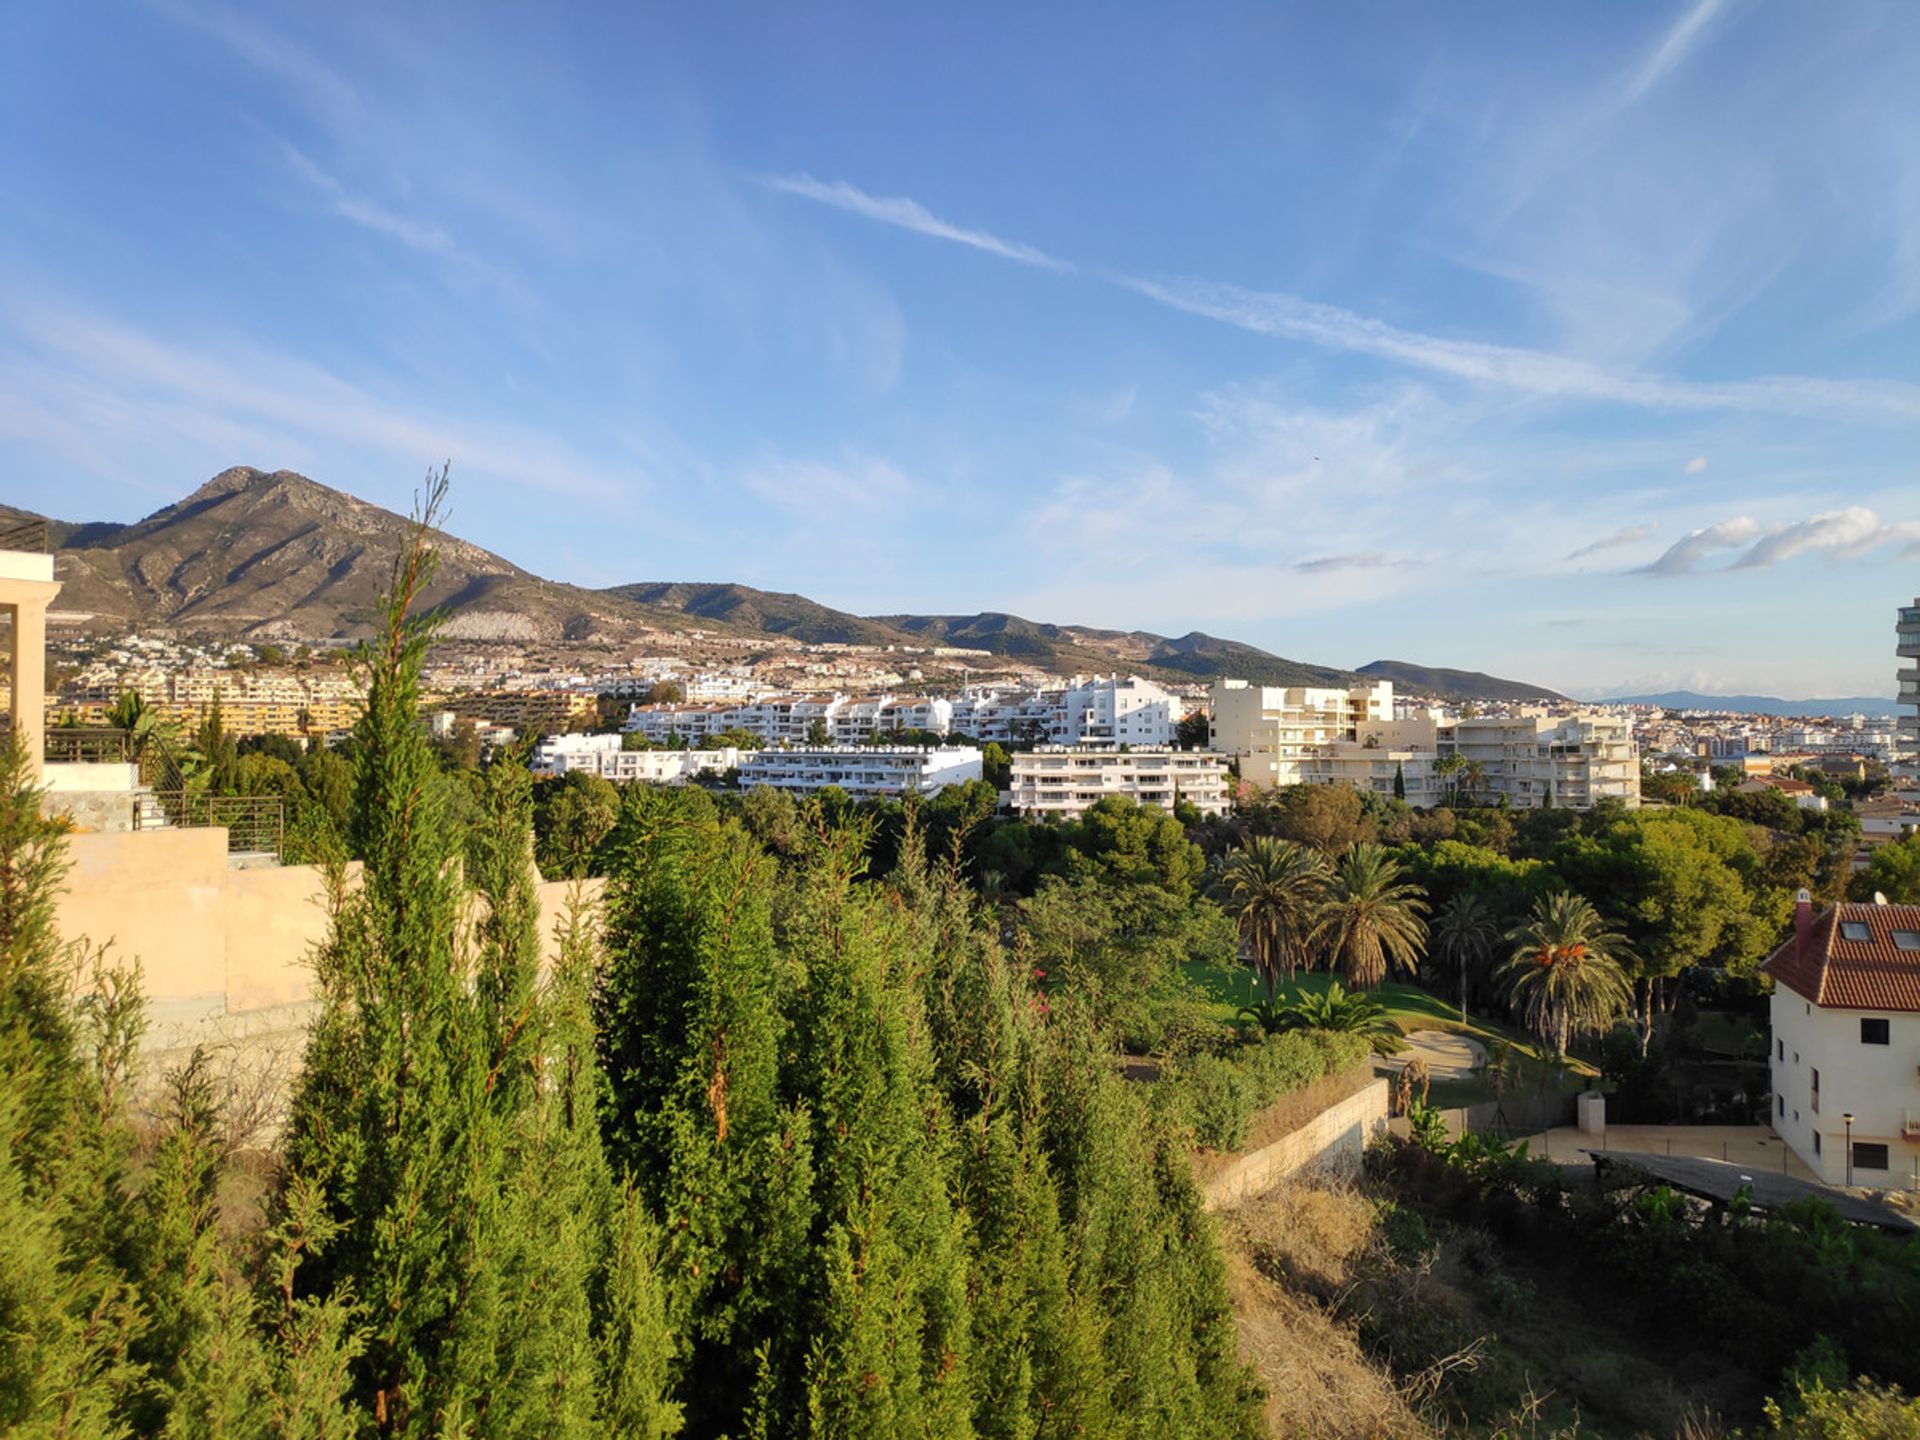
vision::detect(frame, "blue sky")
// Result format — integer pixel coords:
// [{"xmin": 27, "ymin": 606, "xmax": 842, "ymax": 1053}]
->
[{"xmin": 2, "ymin": 2, "xmax": 1916, "ymax": 698}]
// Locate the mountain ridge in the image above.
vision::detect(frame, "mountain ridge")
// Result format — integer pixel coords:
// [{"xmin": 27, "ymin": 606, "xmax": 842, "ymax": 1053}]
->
[
  {"xmin": 1356, "ymin": 659, "xmax": 1566, "ymax": 703},
  {"xmin": 1597, "ymin": 690, "xmax": 1898, "ymax": 718},
  {"xmin": 12, "ymin": 468, "xmax": 1561, "ymax": 697}
]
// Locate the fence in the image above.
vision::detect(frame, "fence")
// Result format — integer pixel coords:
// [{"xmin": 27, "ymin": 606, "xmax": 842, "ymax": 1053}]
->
[
  {"xmin": 180, "ymin": 794, "xmax": 284, "ymax": 857},
  {"xmin": 0, "ymin": 516, "xmax": 50, "ymax": 553},
  {"xmin": 44, "ymin": 727, "xmax": 135, "ymax": 764}
]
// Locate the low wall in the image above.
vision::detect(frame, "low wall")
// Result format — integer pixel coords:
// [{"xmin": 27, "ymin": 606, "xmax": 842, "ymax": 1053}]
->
[
  {"xmin": 56, "ymin": 829, "xmax": 601, "ymax": 1067},
  {"xmin": 1203, "ymin": 1078, "xmax": 1391, "ymax": 1211}
]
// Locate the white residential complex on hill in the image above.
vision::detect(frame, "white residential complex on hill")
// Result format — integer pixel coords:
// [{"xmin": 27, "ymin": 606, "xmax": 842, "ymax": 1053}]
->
[
  {"xmin": 1207, "ymin": 679, "xmax": 1639, "ymax": 809},
  {"xmin": 1007, "ymin": 749, "xmax": 1230, "ymax": 819},
  {"xmin": 622, "ymin": 674, "xmax": 1182, "ymax": 750},
  {"xmin": 738, "ymin": 746, "xmax": 982, "ymax": 800},
  {"xmin": 530, "ymin": 733, "xmax": 739, "ymax": 784}
]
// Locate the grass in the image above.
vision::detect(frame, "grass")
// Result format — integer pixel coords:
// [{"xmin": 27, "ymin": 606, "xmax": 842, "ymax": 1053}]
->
[{"xmin": 1181, "ymin": 956, "xmax": 1598, "ymax": 1099}]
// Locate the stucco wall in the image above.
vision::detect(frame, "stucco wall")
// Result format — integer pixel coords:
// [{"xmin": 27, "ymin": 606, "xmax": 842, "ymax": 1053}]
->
[
  {"xmin": 56, "ymin": 828, "xmax": 602, "ymax": 1068},
  {"xmin": 1202, "ymin": 1078, "xmax": 1390, "ymax": 1211},
  {"xmin": 1770, "ymin": 985, "xmax": 1920, "ymax": 1187}
]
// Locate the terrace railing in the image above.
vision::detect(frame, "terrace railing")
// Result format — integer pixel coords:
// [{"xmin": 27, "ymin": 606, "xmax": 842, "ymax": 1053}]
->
[{"xmin": 0, "ymin": 516, "xmax": 50, "ymax": 553}]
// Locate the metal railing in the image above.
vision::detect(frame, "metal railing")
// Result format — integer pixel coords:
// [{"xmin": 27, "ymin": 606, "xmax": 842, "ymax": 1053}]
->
[
  {"xmin": 0, "ymin": 516, "xmax": 50, "ymax": 553},
  {"xmin": 179, "ymin": 794, "xmax": 284, "ymax": 857},
  {"xmin": 43, "ymin": 727, "xmax": 135, "ymax": 764}
]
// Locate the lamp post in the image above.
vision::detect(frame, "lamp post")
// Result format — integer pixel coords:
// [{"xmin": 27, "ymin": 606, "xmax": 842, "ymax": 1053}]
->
[{"xmin": 1843, "ymin": 1112, "xmax": 1855, "ymax": 1186}]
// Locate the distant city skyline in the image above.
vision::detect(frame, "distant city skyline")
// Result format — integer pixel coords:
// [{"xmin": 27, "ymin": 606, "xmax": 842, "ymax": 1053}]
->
[{"xmin": 3, "ymin": 2, "xmax": 1916, "ymax": 698}]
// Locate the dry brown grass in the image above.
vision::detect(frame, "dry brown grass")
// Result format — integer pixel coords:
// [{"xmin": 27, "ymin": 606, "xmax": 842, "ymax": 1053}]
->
[{"xmin": 1219, "ymin": 1182, "xmax": 1435, "ymax": 1440}]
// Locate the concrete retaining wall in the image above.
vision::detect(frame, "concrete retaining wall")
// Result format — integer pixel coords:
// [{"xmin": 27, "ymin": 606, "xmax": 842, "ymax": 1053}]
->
[{"xmin": 1203, "ymin": 1077, "xmax": 1391, "ymax": 1211}]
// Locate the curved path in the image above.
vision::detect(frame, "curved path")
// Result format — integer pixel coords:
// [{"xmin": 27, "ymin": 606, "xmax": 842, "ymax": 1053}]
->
[{"xmin": 1387, "ymin": 1028, "xmax": 1486, "ymax": 1081}]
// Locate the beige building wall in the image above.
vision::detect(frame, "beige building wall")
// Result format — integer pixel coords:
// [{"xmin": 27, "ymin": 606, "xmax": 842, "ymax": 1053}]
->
[{"xmin": 56, "ymin": 829, "xmax": 602, "ymax": 1066}]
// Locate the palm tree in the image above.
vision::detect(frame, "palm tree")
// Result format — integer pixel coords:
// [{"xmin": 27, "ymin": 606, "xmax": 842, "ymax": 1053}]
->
[
  {"xmin": 1219, "ymin": 836, "xmax": 1330, "ymax": 1002},
  {"xmin": 1432, "ymin": 890, "xmax": 1500, "ymax": 1023},
  {"xmin": 1311, "ymin": 843, "xmax": 1428, "ymax": 990},
  {"xmin": 1497, "ymin": 891, "xmax": 1633, "ymax": 1059},
  {"xmin": 1432, "ymin": 751, "xmax": 1466, "ymax": 806},
  {"xmin": 1273, "ymin": 981, "xmax": 1405, "ymax": 1055}
]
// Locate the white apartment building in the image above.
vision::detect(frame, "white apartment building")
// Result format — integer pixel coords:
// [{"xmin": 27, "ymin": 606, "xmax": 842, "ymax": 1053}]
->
[
  {"xmin": 1047, "ymin": 675, "xmax": 1180, "ymax": 748},
  {"xmin": 1007, "ymin": 748, "xmax": 1230, "ymax": 819},
  {"xmin": 1302, "ymin": 718, "xmax": 1446, "ymax": 803},
  {"xmin": 1763, "ymin": 894, "xmax": 1920, "ymax": 1189},
  {"xmin": 1439, "ymin": 714, "xmax": 1639, "ymax": 809},
  {"xmin": 530, "ymin": 733, "xmax": 739, "ymax": 784},
  {"xmin": 737, "ymin": 746, "xmax": 983, "ymax": 800},
  {"xmin": 1208, "ymin": 678, "xmax": 1395, "ymax": 786},
  {"xmin": 624, "ymin": 703, "xmax": 741, "ymax": 745}
]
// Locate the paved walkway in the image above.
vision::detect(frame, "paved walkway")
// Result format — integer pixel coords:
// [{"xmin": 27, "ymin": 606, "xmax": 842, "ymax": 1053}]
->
[
  {"xmin": 1387, "ymin": 1029, "xmax": 1486, "ymax": 1081},
  {"xmin": 1511, "ymin": 1123, "xmax": 1821, "ymax": 1180}
]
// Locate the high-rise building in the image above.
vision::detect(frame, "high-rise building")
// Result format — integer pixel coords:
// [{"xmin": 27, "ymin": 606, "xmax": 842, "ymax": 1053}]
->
[{"xmin": 1898, "ymin": 597, "xmax": 1920, "ymax": 774}]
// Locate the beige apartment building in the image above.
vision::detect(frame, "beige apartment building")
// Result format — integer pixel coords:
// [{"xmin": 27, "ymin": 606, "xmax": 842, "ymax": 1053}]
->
[
  {"xmin": 1207, "ymin": 678, "xmax": 1395, "ymax": 786},
  {"xmin": 1007, "ymin": 748, "xmax": 1231, "ymax": 819},
  {"xmin": 1209, "ymin": 677, "xmax": 1638, "ymax": 810}
]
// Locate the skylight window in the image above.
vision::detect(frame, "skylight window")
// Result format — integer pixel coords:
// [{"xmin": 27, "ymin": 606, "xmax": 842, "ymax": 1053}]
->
[
  {"xmin": 1893, "ymin": 930, "xmax": 1920, "ymax": 952},
  {"xmin": 1840, "ymin": 921, "xmax": 1871, "ymax": 941}
]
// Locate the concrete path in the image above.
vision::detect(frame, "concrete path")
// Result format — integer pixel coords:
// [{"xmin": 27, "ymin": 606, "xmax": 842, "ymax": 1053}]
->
[{"xmin": 1387, "ymin": 1029, "xmax": 1486, "ymax": 1080}]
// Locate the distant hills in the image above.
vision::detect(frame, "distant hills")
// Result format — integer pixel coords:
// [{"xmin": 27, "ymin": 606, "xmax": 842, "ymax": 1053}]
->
[
  {"xmin": 12, "ymin": 467, "xmax": 1569, "ymax": 697},
  {"xmin": 1599, "ymin": 690, "xmax": 1899, "ymax": 718},
  {"xmin": 1356, "ymin": 659, "xmax": 1566, "ymax": 704}
]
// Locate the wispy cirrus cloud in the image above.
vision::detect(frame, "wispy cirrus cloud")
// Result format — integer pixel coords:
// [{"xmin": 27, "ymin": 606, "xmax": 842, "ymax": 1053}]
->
[
  {"xmin": 764, "ymin": 174, "xmax": 1920, "ymax": 424},
  {"xmin": 284, "ymin": 147, "xmax": 455, "ymax": 254},
  {"xmin": 1566, "ymin": 522, "xmax": 1659, "ymax": 561},
  {"xmin": 1618, "ymin": 0, "xmax": 1727, "ymax": 108},
  {"xmin": 1291, "ymin": 552, "xmax": 1422, "ymax": 574},
  {"xmin": 1637, "ymin": 507, "xmax": 1920, "ymax": 575},
  {"xmin": 757, "ymin": 174, "xmax": 1069, "ymax": 271}
]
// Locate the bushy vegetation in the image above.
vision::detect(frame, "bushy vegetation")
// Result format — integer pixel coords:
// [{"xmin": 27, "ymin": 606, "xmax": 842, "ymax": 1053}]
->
[
  {"xmin": 0, "ymin": 487, "xmax": 1266, "ymax": 1437},
  {"xmin": 1161, "ymin": 1030, "xmax": 1372, "ymax": 1151}
]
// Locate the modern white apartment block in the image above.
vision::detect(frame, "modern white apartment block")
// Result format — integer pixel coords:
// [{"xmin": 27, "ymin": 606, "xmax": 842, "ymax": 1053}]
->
[
  {"xmin": 1763, "ymin": 893, "xmax": 1920, "ymax": 1189},
  {"xmin": 1207, "ymin": 678, "xmax": 1395, "ymax": 786},
  {"xmin": 530, "ymin": 733, "xmax": 739, "ymax": 784},
  {"xmin": 1899, "ymin": 597, "xmax": 1920, "ymax": 760},
  {"xmin": 737, "ymin": 746, "xmax": 983, "ymax": 800},
  {"xmin": 1301, "ymin": 719, "xmax": 1446, "ymax": 803},
  {"xmin": 1007, "ymin": 748, "xmax": 1230, "ymax": 819},
  {"xmin": 1047, "ymin": 675, "xmax": 1180, "ymax": 748},
  {"xmin": 1438, "ymin": 714, "xmax": 1640, "ymax": 809},
  {"xmin": 624, "ymin": 693, "xmax": 957, "ymax": 747}
]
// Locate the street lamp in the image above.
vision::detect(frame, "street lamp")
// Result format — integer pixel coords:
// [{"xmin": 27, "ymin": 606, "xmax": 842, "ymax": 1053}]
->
[{"xmin": 1843, "ymin": 1113, "xmax": 1855, "ymax": 1186}]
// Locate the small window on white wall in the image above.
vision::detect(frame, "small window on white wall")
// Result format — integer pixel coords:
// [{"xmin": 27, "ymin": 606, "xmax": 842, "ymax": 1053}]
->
[{"xmin": 1862, "ymin": 1018, "xmax": 1891, "ymax": 1045}]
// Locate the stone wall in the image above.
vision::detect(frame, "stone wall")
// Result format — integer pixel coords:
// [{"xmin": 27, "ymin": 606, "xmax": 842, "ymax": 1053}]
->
[{"xmin": 1202, "ymin": 1077, "xmax": 1391, "ymax": 1211}]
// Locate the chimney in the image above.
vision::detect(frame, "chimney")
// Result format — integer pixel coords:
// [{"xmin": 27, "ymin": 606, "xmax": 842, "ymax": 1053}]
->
[{"xmin": 1794, "ymin": 888, "xmax": 1813, "ymax": 960}]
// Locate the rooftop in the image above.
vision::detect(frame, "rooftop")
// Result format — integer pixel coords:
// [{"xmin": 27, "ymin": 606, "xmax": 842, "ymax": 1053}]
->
[{"xmin": 1762, "ymin": 900, "xmax": 1920, "ymax": 1012}]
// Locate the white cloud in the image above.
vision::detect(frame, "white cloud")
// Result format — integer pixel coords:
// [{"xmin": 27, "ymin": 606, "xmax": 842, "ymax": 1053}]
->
[
  {"xmin": 1635, "ymin": 516, "xmax": 1764, "ymax": 574},
  {"xmin": 1636, "ymin": 507, "xmax": 1920, "ymax": 574},
  {"xmin": 1566, "ymin": 522, "xmax": 1659, "ymax": 561},
  {"xmin": 1732, "ymin": 507, "xmax": 1920, "ymax": 569},
  {"xmin": 758, "ymin": 174, "xmax": 1070, "ymax": 272},
  {"xmin": 1684, "ymin": 455, "xmax": 1708, "ymax": 475}
]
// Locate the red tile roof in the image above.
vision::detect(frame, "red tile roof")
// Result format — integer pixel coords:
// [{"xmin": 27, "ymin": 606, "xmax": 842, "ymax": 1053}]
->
[{"xmin": 1762, "ymin": 902, "xmax": 1920, "ymax": 1012}]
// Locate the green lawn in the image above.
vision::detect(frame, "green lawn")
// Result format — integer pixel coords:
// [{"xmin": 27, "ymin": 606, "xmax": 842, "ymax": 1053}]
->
[{"xmin": 1180, "ymin": 956, "xmax": 1598, "ymax": 1094}]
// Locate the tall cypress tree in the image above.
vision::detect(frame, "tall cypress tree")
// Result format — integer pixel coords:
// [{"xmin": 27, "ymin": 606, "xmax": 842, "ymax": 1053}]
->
[
  {"xmin": 597, "ymin": 786, "xmax": 814, "ymax": 1437},
  {"xmin": 782, "ymin": 820, "xmax": 972, "ymax": 1439},
  {"xmin": 281, "ymin": 471, "xmax": 637, "ymax": 1435}
]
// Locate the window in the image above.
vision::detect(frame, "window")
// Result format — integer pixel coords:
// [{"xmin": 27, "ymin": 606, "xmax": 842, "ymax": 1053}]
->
[
  {"xmin": 1778, "ymin": 1038, "xmax": 1785, "ymax": 1061},
  {"xmin": 1813, "ymin": 1132, "xmax": 1822, "ymax": 1156},
  {"xmin": 1810, "ymin": 1068, "xmax": 1820, "ymax": 1113},
  {"xmin": 1894, "ymin": 930, "xmax": 1920, "ymax": 952},
  {"xmin": 1840, "ymin": 921, "xmax": 1871, "ymax": 941},
  {"xmin": 1778, "ymin": 1094, "xmax": 1786, "ymax": 1118},
  {"xmin": 1862, "ymin": 1018, "xmax": 1891, "ymax": 1045},
  {"xmin": 1853, "ymin": 1143, "xmax": 1890, "ymax": 1171}
]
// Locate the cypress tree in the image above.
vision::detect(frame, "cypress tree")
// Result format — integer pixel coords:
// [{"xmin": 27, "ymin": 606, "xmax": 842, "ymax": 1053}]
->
[
  {"xmin": 0, "ymin": 735, "xmax": 147, "ymax": 1432},
  {"xmin": 1393, "ymin": 762, "xmax": 1406, "ymax": 801},
  {"xmin": 782, "ymin": 820, "xmax": 972, "ymax": 1438},
  {"xmin": 281, "ymin": 471, "xmax": 626, "ymax": 1435},
  {"xmin": 597, "ymin": 785, "xmax": 814, "ymax": 1436}
]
